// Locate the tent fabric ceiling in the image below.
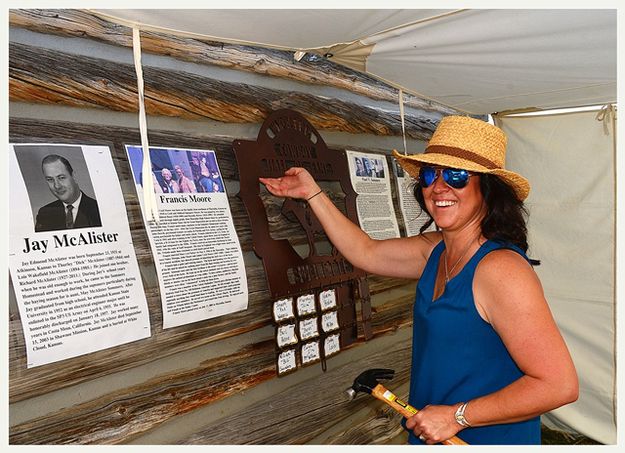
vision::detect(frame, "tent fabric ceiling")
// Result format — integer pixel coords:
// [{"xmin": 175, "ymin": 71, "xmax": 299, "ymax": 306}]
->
[
  {"xmin": 94, "ymin": 9, "xmax": 453, "ymax": 49},
  {"xmin": 93, "ymin": 9, "xmax": 617, "ymax": 115}
]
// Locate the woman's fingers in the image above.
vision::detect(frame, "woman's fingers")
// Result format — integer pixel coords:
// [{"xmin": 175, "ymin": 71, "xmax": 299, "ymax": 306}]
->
[
  {"xmin": 259, "ymin": 168, "xmax": 316, "ymax": 200},
  {"xmin": 260, "ymin": 180, "xmax": 290, "ymax": 198}
]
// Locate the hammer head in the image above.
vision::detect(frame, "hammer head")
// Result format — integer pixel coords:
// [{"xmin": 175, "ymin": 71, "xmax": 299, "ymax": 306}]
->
[{"xmin": 345, "ymin": 368, "xmax": 395, "ymax": 401}]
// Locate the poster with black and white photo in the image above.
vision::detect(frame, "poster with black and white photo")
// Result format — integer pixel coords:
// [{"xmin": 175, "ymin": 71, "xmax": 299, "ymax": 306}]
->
[
  {"xmin": 8, "ymin": 144, "xmax": 151, "ymax": 368},
  {"xmin": 346, "ymin": 150, "xmax": 400, "ymax": 240},
  {"xmin": 391, "ymin": 157, "xmax": 436, "ymax": 237},
  {"xmin": 126, "ymin": 145, "xmax": 248, "ymax": 328}
]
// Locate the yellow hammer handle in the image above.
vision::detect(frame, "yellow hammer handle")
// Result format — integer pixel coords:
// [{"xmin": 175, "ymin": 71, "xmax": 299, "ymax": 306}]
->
[{"xmin": 371, "ymin": 384, "xmax": 468, "ymax": 445}]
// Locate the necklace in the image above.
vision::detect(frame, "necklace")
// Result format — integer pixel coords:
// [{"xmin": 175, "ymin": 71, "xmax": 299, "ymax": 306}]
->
[{"xmin": 444, "ymin": 239, "xmax": 475, "ymax": 284}]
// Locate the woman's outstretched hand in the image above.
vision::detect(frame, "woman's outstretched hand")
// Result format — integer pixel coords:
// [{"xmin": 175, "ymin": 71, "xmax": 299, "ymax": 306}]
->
[{"xmin": 259, "ymin": 167, "xmax": 321, "ymax": 200}]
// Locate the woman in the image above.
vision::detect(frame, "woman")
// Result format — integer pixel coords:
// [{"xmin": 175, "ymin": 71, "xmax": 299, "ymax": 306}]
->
[
  {"xmin": 260, "ymin": 116, "xmax": 578, "ymax": 445},
  {"xmin": 161, "ymin": 168, "xmax": 179, "ymax": 193},
  {"xmin": 175, "ymin": 165, "xmax": 197, "ymax": 193}
]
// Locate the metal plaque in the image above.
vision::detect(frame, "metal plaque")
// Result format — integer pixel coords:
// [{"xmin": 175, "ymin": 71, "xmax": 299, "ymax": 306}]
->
[{"xmin": 233, "ymin": 109, "xmax": 366, "ymax": 298}]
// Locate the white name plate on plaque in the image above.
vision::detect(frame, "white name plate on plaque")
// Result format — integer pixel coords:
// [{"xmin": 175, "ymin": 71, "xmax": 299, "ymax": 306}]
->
[
  {"xmin": 299, "ymin": 317, "xmax": 319, "ymax": 341},
  {"xmin": 277, "ymin": 348, "xmax": 297, "ymax": 375},
  {"xmin": 324, "ymin": 333, "xmax": 341, "ymax": 357},
  {"xmin": 277, "ymin": 323, "xmax": 298, "ymax": 348},
  {"xmin": 296, "ymin": 294, "xmax": 316, "ymax": 316},
  {"xmin": 321, "ymin": 310, "xmax": 340, "ymax": 333},
  {"xmin": 301, "ymin": 340, "xmax": 320, "ymax": 365},
  {"xmin": 319, "ymin": 289, "xmax": 337, "ymax": 311},
  {"xmin": 273, "ymin": 298, "xmax": 295, "ymax": 322}
]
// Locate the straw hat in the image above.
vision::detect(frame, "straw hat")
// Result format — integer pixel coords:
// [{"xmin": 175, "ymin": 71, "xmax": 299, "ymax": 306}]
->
[{"xmin": 393, "ymin": 116, "xmax": 530, "ymax": 200}]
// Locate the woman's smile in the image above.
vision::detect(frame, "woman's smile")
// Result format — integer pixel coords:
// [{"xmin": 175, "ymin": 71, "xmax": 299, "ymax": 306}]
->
[{"xmin": 434, "ymin": 200, "xmax": 457, "ymax": 208}]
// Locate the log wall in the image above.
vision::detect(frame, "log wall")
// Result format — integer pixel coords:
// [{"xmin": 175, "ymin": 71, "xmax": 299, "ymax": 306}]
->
[{"xmin": 8, "ymin": 9, "xmax": 463, "ymax": 445}]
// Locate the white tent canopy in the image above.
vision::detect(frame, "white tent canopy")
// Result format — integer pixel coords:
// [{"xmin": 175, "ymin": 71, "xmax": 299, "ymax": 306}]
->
[
  {"xmin": 93, "ymin": 9, "xmax": 616, "ymax": 115},
  {"xmin": 498, "ymin": 111, "xmax": 616, "ymax": 444}
]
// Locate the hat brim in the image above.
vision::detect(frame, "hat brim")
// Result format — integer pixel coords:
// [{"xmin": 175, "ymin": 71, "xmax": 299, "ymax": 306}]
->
[{"xmin": 392, "ymin": 149, "xmax": 530, "ymax": 201}]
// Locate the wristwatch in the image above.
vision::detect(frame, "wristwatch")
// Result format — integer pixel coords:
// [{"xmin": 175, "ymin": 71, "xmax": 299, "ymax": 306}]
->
[{"xmin": 454, "ymin": 402, "xmax": 472, "ymax": 428}]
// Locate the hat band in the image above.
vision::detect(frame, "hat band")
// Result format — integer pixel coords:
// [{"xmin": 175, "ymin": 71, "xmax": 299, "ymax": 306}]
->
[{"xmin": 425, "ymin": 145, "xmax": 499, "ymax": 169}]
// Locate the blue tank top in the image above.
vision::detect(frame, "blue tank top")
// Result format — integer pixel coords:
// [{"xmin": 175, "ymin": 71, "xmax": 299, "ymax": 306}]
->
[{"xmin": 407, "ymin": 239, "xmax": 540, "ymax": 445}]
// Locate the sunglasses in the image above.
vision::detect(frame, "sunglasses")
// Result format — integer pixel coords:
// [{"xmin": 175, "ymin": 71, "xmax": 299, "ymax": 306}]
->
[{"xmin": 418, "ymin": 166, "xmax": 471, "ymax": 189}]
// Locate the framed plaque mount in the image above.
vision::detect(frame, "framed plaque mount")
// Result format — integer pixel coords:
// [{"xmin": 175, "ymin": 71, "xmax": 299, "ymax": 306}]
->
[{"xmin": 233, "ymin": 109, "xmax": 373, "ymax": 373}]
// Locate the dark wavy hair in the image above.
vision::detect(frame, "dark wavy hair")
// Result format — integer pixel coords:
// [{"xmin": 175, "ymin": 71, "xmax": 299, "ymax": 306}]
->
[{"xmin": 413, "ymin": 173, "xmax": 529, "ymax": 252}]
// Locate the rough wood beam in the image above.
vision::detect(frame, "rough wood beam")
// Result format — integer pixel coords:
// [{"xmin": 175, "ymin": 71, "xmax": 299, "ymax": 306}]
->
[
  {"xmin": 324, "ymin": 407, "xmax": 407, "ymax": 444},
  {"xmin": 180, "ymin": 340, "xmax": 412, "ymax": 444},
  {"xmin": 10, "ymin": 340, "xmax": 277, "ymax": 444},
  {"xmin": 358, "ymin": 294, "xmax": 413, "ymax": 338},
  {"xmin": 9, "ymin": 265, "xmax": 270, "ymax": 402},
  {"xmin": 368, "ymin": 275, "xmax": 414, "ymax": 295},
  {"xmin": 9, "ymin": 298, "xmax": 413, "ymax": 444},
  {"xmin": 9, "ymin": 8, "xmax": 460, "ymax": 117},
  {"xmin": 10, "ymin": 42, "xmax": 437, "ymax": 139},
  {"xmin": 9, "ymin": 119, "xmax": 241, "ymax": 179}
]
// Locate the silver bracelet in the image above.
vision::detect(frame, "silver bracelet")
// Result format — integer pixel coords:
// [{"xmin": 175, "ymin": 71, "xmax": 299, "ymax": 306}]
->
[{"xmin": 454, "ymin": 401, "xmax": 472, "ymax": 428}]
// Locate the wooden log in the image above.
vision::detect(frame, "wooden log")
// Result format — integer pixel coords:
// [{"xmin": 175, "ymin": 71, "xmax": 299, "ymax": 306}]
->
[
  {"xmin": 9, "ymin": 9, "xmax": 460, "ymax": 117},
  {"xmin": 9, "ymin": 297, "xmax": 413, "ymax": 444},
  {"xmin": 9, "ymin": 118, "xmax": 407, "ymax": 183},
  {"xmin": 9, "ymin": 42, "xmax": 437, "ymax": 139},
  {"xmin": 9, "ymin": 340, "xmax": 277, "ymax": 445},
  {"xmin": 9, "ymin": 118, "xmax": 241, "ymax": 180},
  {"xmin": 8, "ymin": 264, "xmax": 270, "ymax": 402},
  {"xmin": 358, "ymin": 294, "xmax": 413, "ymax": 338},
  {"xmin": 368, "ymin": 275, "xmax": 414, "ymax": 295},
  {"xmin": 323, "ymin": 400, "xmax": 408, "ymax": 444},
  {"xmin": 180, "ymin": 337, "xmax": 412, "ymax": 444}
]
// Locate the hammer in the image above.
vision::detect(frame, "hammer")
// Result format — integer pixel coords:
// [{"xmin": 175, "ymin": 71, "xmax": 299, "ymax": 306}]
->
[{"xmin": 345, "ymin": 368, "xmax": 468, "ymax": 445}]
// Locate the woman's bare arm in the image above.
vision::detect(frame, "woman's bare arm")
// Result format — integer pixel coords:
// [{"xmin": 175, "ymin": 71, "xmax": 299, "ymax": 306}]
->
[{"xmin": 260, "ymin": 167, "xmax": 440, "ymax": 279}]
